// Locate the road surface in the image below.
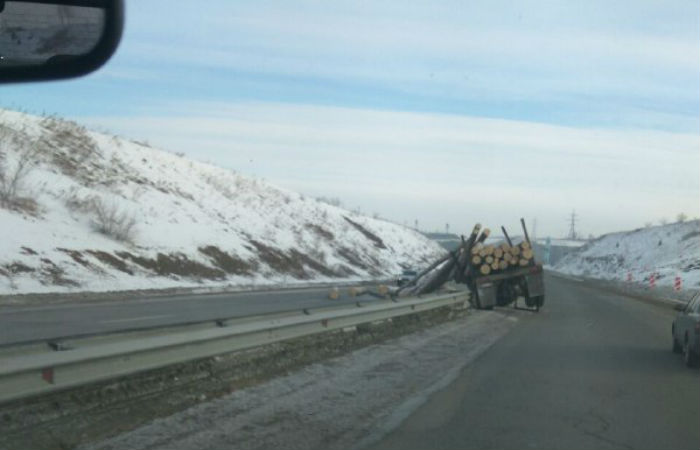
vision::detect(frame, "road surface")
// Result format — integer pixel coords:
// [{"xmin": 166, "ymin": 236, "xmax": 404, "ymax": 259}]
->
[
  {"xmin": 0, "ymin": 284, "xmax": 384, "ymax": 345},
  {"xmin": 6, "ymin": 273, "xmax": 697, "ymax": 450},
  {"xmin": 365, "ymin": 274, "xmax": 699, "ymax": 450}
]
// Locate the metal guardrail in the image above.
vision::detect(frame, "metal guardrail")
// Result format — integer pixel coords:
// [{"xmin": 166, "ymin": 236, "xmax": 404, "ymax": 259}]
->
[{"xmin": 0, "ymin": 291, "xmax": 469, "ymax": 404}]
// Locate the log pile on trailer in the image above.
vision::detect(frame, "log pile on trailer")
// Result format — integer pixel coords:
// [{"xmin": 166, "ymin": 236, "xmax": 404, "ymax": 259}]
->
[
  {"xmin": 395, "ymin": 218, "xmax": 545, "ymax": 310},
  {"xmin": 470, "ymin": 240, "xmax": 535, "ymax": 275}
]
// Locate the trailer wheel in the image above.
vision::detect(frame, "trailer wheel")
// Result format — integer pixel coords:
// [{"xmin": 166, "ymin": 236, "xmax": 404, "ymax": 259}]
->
[
  {"xmin": 529, "ymin": 295, "xmax": 544, "ymax": 311},
  {"xmin": 473, "ymin": 290, "xmax": 483, "ymax": 309},
  {"xmin": 472, "ymin": 289, "xmax": 493, "ymax": 310},
  {"xmin": 496, "ymin": 281, "xmax": 517, "ymax": 306}
]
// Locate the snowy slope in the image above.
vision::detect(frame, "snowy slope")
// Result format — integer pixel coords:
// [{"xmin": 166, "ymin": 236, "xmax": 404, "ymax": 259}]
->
[
  {"xmin": 0, "ymin": 109, "xmax": 444, "ymax": 295},
  {"xmin": 554, "ymin": 221, "xmax": 700, "ymax": 288}
]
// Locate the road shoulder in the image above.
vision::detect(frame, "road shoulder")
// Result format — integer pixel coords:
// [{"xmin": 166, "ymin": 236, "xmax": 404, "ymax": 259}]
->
[{"xmin": 80, "ymin": 310, "xmax": 519, "ymax": 450}]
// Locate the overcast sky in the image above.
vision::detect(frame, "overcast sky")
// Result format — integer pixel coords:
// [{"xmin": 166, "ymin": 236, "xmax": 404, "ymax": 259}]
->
[{"xmin": 2, "ymin": 0, "xmax": 698, "ymax": 237}]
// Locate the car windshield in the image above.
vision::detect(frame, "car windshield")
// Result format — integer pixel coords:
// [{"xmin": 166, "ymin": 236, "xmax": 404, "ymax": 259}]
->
[{"xmin": 0, "ymin": 2, "xmax": 699, "ymax": 450}]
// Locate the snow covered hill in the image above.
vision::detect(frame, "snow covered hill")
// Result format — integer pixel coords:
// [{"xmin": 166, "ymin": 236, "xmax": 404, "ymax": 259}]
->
[
  {"xmin": 554, "ymin": 220, "xmax": 700, "ymax": 288},
  {"xmin": 0, "ymin": 108, "xmax": 444, "ymax": 295}
]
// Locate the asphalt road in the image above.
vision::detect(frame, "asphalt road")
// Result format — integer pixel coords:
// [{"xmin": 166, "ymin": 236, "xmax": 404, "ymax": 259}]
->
[
  {"xmin": 365, "ymin": 274, "xmax": 700, "ymax": 450},
  {"xmin": 0, "ymin": 285, "xmax": 383, "ymax": 346}
]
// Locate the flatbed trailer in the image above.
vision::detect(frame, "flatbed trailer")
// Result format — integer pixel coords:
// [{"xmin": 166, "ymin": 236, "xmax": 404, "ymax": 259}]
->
[
  {"xmin": 395, "ymin": 219, "xmax": 546, "ymax": 311},
  {"xmin": 471, "ymin": 263, "xmax": 545, "ymax": 311}
]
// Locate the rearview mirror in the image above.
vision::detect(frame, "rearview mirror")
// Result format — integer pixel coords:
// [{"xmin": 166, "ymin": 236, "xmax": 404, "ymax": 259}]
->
[{"xmin": 0, "ymin": 0, "xmax": 123, "ymax": 83}]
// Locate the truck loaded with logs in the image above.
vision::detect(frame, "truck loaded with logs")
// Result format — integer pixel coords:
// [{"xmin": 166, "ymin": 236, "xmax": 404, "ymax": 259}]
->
[{"xmin": 395, "ymin": 218, "xmax": 545, "ymax": 311}]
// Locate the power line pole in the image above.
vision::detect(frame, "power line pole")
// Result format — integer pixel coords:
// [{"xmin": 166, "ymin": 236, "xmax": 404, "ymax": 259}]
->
[
  {"xmin": 567, "ymin": 210, "xmax": 578, "ymax": 240},
  {"xmin": 532, "ymin": 218, "xmax": 537, "ymax": 242}
]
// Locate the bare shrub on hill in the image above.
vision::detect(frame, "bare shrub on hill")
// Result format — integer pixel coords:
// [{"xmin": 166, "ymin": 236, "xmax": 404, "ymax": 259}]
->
[
  {"xmin": 40, "ymin": 115, "xmax": 101, "ymax": 182},
  {"xmin": 0, "ymin": 123, "xmax": 42, "ymax": 214},
  {"xmin": 316, "ymin": 196, "xmax": 343, "ymax": 208},
  {"xmin": 89, "ymin": 196, "xmax": 137, "ymax": 243},
  {"xmin": 202, "ymin": 172, "xmax": 238, "ymax": 199}
]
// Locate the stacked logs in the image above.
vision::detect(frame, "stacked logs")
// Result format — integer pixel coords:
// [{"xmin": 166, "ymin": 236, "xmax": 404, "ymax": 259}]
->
[
  {"xmin": 394, "ymin": 219, "xmax": 536, "ymax": 297},
  {"xmin": 469, "ymin": 240, "xmax": 535, "ymax": 275}
]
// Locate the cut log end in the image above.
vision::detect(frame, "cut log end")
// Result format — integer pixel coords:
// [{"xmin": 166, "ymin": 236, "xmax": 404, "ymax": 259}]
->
[{"xmin": 476, "ymin": 228, "xmax": 492, "ymax": 244}]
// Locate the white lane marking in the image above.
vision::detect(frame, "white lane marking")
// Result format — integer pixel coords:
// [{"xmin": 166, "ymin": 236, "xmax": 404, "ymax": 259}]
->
[
  {"xmin": 662, "ymin": 297, "xmax": 687, "ymax": 305},
  {"xmin": 557, "ymin": 274, "xmax": 583, "ymax": 282},
  {"xmin": 99, "ymin": 314, "xmax": 173, "ymax": 324},
  {"xmin": 547, "ymin": 270, "xmax": 584, "ymax": 282}
]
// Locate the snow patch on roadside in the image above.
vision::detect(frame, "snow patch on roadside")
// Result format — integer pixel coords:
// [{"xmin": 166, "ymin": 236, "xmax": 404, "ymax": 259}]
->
[{"xmin": 554, "ymin": 221, "xmax": 700, "ymax": 288}]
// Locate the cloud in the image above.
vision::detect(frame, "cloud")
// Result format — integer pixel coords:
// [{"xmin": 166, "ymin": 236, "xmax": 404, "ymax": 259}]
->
[
  {"xmin": 4, "ymin": 1, "xmax": 696, "ymax": 237},
  {"xmin": 78, "ymin": 101, "xmax": 700, "ymax": 236},
  {"xmin": 122, "ymin": 10, "xmax": 699, "ymax": 90},
  {"xmin": 84, "ymin": 0, "xmax": 699, "ymax": 136}
]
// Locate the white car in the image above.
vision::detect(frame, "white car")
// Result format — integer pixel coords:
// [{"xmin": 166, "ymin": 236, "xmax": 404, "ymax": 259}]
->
[{"xmin": 397, "ymin": 269, "xmax": 418, "ymax": 286}]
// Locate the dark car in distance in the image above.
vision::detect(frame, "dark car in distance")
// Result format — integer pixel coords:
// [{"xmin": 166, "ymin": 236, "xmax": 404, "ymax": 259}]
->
[{"xmin": 672, "ymin": 291, "xmax": 700, "ymax": 368}]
